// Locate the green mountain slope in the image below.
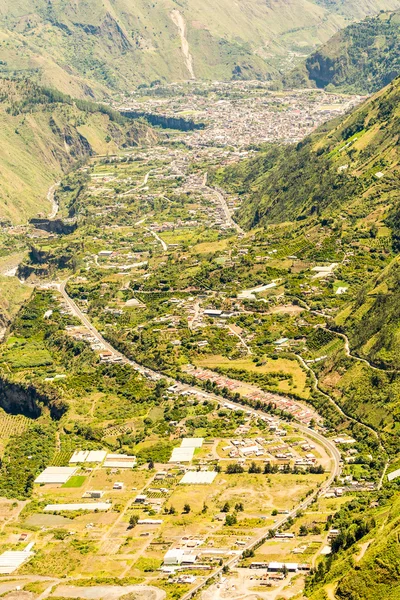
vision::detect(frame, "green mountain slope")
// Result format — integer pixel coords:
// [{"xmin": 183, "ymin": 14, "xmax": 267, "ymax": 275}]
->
[
  {"xmin": 1, "ymin": 0, "xmax": 400, "ymax": 96},
  {"xmin": 283, "ymin": 10, "xmax": 400, "ymax": 93},
  {"xmin": 214, "ymin": 76, "xmax": 400, "ymax": 228},
  {"xmin": 337, "ymin": 258, "xmax": 400, "ymax": 370},
  {"xmin": 213, "ymin": 77, "xmax": 400, "ymax": 444},
  {"xmin": 306, "ymin": 490, "xmax": 400, "ymax": 600},
  {"xmin": 0, "ymin": 79, "xmax": 156, "ymax": 224}
]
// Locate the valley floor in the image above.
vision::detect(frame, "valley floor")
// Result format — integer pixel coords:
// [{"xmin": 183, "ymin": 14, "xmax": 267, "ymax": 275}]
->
[{"xmin": 0, "ymin": 81, "xmax": 397, "ymax": 600}]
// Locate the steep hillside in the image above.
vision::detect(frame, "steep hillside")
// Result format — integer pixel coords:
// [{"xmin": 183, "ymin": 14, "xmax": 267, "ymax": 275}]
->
[
  {"xmin": 0, "ymin": 79, "xmax": 156, "ymax": 224},
  {"xmin": 306, "ymin": 489, "xmax": 400, "ymax": 600},
  {"xmin": 213, "ymin": 78, "xmax": 400, "ymax": 443},
  {"xmin": 1, "ymin": 0, "xmax": 400, "ymax": 95},
  {"xmin": 283, "ymin": 10, "xmax": 400, "ymax": 93},
  {"xmin": 214, "ymin": 77, "xmax": 400, "ymax": 228},
  {"xmin": 337, "ymin": 258, "xmax": 400, "ymax": 370}
]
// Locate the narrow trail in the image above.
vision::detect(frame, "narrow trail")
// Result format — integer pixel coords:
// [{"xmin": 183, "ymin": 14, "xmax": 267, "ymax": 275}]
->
[
  {"xmin": 228, "ymin": 324, "xmax": 252, "ymax": 355},
  {"xmin": 295, "ymin": 350, "xmax": 383, "ymax": 449},
  {"xmin": 378, "ymin": 460, "xmax": 389, "ymax": 489},
  {"xmin": 203, "ymin": 172, "xmax": 244, "ymax": 234},
  {"xmin": 170, "ymin": 10, "xmax": 195, "ymax": 80},
  {"xmin": 145, "ymin": 227, "xmax": 168, "ymax": 252},
  {"xmin": 121, "ymin": 169, "xmax": 155, "ymax": 196},
  {"xmin": 288, "ymin": 296, "xmax": 398, "ymax": 374},
  {"xmin": 47, "ymin": 182, "xmax": 60, "ymax": 219}
]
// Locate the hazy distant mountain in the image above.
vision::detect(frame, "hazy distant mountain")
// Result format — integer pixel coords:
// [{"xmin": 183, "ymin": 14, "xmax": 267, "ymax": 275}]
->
[
  {"xmin": 1, "ymin": 0, "xmax": 400, "ymax": 97},
  {"xmin": 283, "ymin": 9, "xmax": 400, "ymax": 93}
]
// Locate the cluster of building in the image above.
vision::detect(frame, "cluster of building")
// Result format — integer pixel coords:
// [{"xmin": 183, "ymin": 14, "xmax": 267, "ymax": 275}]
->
[
  {"xmin": 121, "ymin": 83, "xmax": 364, "ymax": 149},
  {"xmin": 183, "ymin": 364, "xmax": 318, "ymax": 425}
]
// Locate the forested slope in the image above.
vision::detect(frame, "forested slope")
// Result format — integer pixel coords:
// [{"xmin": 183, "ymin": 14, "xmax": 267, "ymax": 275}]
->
[
  {"xmin": 283, "ymin": 10, "xmax": 400, "ymax": 93},
  {"xmin": 306, "ymin": 490, "xmax": 400, "ymax": 599},
  {"xmin": 214, "ymin": 77, "xmax": 400, "ymax": 229},
  {"xmin": 0, "ymin": 79, "xmax": 156, "ymax": 224},
  {"xmin": 338, "ymin": 258, "xmax": 400, "ymax": 369}
]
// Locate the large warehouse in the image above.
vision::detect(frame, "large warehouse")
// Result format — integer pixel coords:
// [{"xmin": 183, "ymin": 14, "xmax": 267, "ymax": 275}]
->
[{"xmin": 34, "ymin": 467, "xmax": 78, "ymax": 485}]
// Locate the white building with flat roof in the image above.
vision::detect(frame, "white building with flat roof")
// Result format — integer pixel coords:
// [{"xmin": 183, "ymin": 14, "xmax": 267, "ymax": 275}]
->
[
  {"xmin": 0, "ymin": 544, "xmax": 35, "ymax": 574},
  {"xmin": 164, "ymin": 549, "xmax": 197, "ymax": 566},
  {"xmin": 181, "ymin": 438, "xmax": 204, "ymax": 448},
  {"xmin": 34, "ymin": 467, "xmax": 78, "ymax": 485},
  {"xmin": 44, "ymin": 503, "xmax": 111, "ymax": 512},
  {"xmin": 169, "ymin": 447, "xmax": 195, "ymax": 463},
  {"xmin": 180, "ymin": 471, "xmax": 217, "ymax": 485}
]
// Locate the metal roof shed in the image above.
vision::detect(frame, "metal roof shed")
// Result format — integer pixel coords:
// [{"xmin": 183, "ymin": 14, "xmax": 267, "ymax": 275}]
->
[
  {"xmin": 388, "ymin": 468, "xmax": 400, "ymax": 482},
  {"xmin": 34, "ymin": 467, "xmax": 78, "ymax": 485},
  {"xmin": 180, "ymin": 471, "xmax": 217, "ymax": 485},
  {"xmin": 44, "ymin": 502, "xmax": 111, "ymax": 512},
  {"xmin": 86, "ymin": 450, "xmax": 107, "ymax": 463},
  {"xmin": 0, "ymin": 544, "xmax": 35, "ymax": 574},
  {"xmin": 181, "ymin": 438, "xmax": 204, "ymax": 448},
  {"xmin": 169, "ymin": 447, "xmax": 194, "ymax": 463},
  {"xmin": 69, "ymin": 450, "xmax": 89, "ymax": 463}
]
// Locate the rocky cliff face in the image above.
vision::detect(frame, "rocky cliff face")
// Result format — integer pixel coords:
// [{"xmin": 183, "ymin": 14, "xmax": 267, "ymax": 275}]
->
[{"xmin": 0, "ymin": 377, "xmax": 68, "ymax": 420}]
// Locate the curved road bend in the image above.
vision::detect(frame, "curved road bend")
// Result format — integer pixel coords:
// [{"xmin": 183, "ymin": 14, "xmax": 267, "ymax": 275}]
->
[
  {"xmin": 58, "ymin": 281, "xmax": 341, "ymax": 599},
  {"xmin": 145, "ymin": 227, "xmax": 168, "ymax": 252},
  {"xmin": 295, "ymin": 351, "xmax": 382, "ymax": 448}
]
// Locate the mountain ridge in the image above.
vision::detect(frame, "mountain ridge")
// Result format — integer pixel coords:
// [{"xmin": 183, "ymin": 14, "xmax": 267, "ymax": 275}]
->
[
  {"xmin": 2, "ymin": 1, "xmax": 400, "ymax": 97},
  {"xmin": 282, "ymin": 9, "xmax": 400, "ymax": 93},
  {"xmin": 0, "ymin": 78, "xmax": 156, "ymax": 224}
]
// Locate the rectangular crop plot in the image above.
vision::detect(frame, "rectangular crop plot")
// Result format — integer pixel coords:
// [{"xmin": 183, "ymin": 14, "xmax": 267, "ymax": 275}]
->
[{"xmin": 62, "ymin": 476, "xmax": 86, "ymax": 488}]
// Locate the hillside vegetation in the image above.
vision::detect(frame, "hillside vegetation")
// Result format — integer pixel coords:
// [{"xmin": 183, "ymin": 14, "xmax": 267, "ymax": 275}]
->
[
  {"xmin": 1, "ymin": 0, "xmax": 400, "ymax": 95},
  {"xmin": 213, "ymin": 77, "xmax": 400, "ymax": 446},
  {"xmin": 283, "ymin": 9, "xmax": 400, "ymax": 93},
  {"xmin": 0, "ymin": 79, "xmax": 156, "ymax": 224},
  {"xmin": 214, "ymin": 77, "xmax": 400, "ymax": 228},
  {"xmin": 338, "ymin": 258, "xmax": 400, "ymax": 370},
  {"xmin": 306, "ymin": 489, "xmax": 400, "ymax": 600}
]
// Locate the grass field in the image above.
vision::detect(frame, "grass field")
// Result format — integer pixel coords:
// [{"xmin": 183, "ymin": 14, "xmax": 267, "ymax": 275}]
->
[
  {"xmin": 196, "ymin": 354, "xmax": 309, "ymax": 397},
  {"xmin": 62, "ymin": 476, "xmax": 86, "ymax": 488},
  {"xmin": 192, "ymin": 238, "xmax": 233, "ymax": 254}
]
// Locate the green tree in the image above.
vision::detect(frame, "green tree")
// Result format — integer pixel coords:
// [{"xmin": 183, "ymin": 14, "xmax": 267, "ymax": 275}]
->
[{"xmin": 129, "ymin": 514, "xmax": 139, "ymax": 528}]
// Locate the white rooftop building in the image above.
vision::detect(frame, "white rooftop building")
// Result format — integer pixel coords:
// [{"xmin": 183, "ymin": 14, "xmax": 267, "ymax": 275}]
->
[
  {"xmin": 103, "ymin": 453, "xmax": 136, "ymax": 468},
  {"xmin": 44, "ymin": 502, "xmax": 111, "ymax": 512},
  {"xmin": 70, "ymin": 450, "xmax": 89, "ymax": 463},
  {"xmin": 388, "ymin": 468, "xmax": 400, "ymax": 482},
  {"xmin": 34, "ymin": 467, "xmax": 78, "ymax": 485},
  {"xmin": 169, "ymin": 447, "xmax": 195, "ymax": 463},
  {"xmin": 86, "ymin": 450, "xmax": 107, "ymax": 463},
  {"xmin": 69, "ymin": 450, "xmax": 107, "ymax": 464},
  {"xmin": 0, "ymin": 544, "xmax": 35, "ymax": 574},
  {"xmin": 181, "ymin": 438, "xmax": 204, "ymax": 448},
  {"xmin": 164, "ymin": 549, "xmax": 197, "ymax": 566},
  {"xmin": 180, "ymin": 471, "xmax": 218, "ymax": 485}
]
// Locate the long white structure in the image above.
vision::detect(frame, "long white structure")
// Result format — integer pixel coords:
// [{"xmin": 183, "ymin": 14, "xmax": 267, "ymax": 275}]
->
[
  {"xmin": 180, "ymin": 471, "xmax": 217, "ymax": 485},
  {"xmin": 103, "ymin": 453, "xmax": 136, "ymax": 468},
  {"xmin": 387, "ymin": 468, "xmax": 400, "ymax": 482},
  {"xmin": 34, "ymin": 467, "xmax": 78, "ymax": 485},
  {"xmin": 44, "ymin": 502, "xmax": 111, "ymax": 512},
  {"xmin": 169, "ymin": 447, "xmax": 194, "ymax": 463},
  {"xmin": 0, "ymin": 544, "xmax": 35, "ymax": 574},
  {"xmin": 70, "ymin": 450, "xmax": 108, "ymax": 464},
  {"xmin": 180, "ymin": 438, "xmax": 203, "ymax": 448}
]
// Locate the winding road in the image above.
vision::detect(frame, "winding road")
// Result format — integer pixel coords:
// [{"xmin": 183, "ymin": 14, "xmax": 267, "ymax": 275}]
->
[
  {"xmin": 145, "ymin": 227, "xmax": 168, "ymax": 252},
  {"xmin": 56, "ymin": 280, "xmax": 342, "ymax": 600},
  {"xmin": 203, "ymin": 172, "xmax": 244, "ymax": 234}
]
